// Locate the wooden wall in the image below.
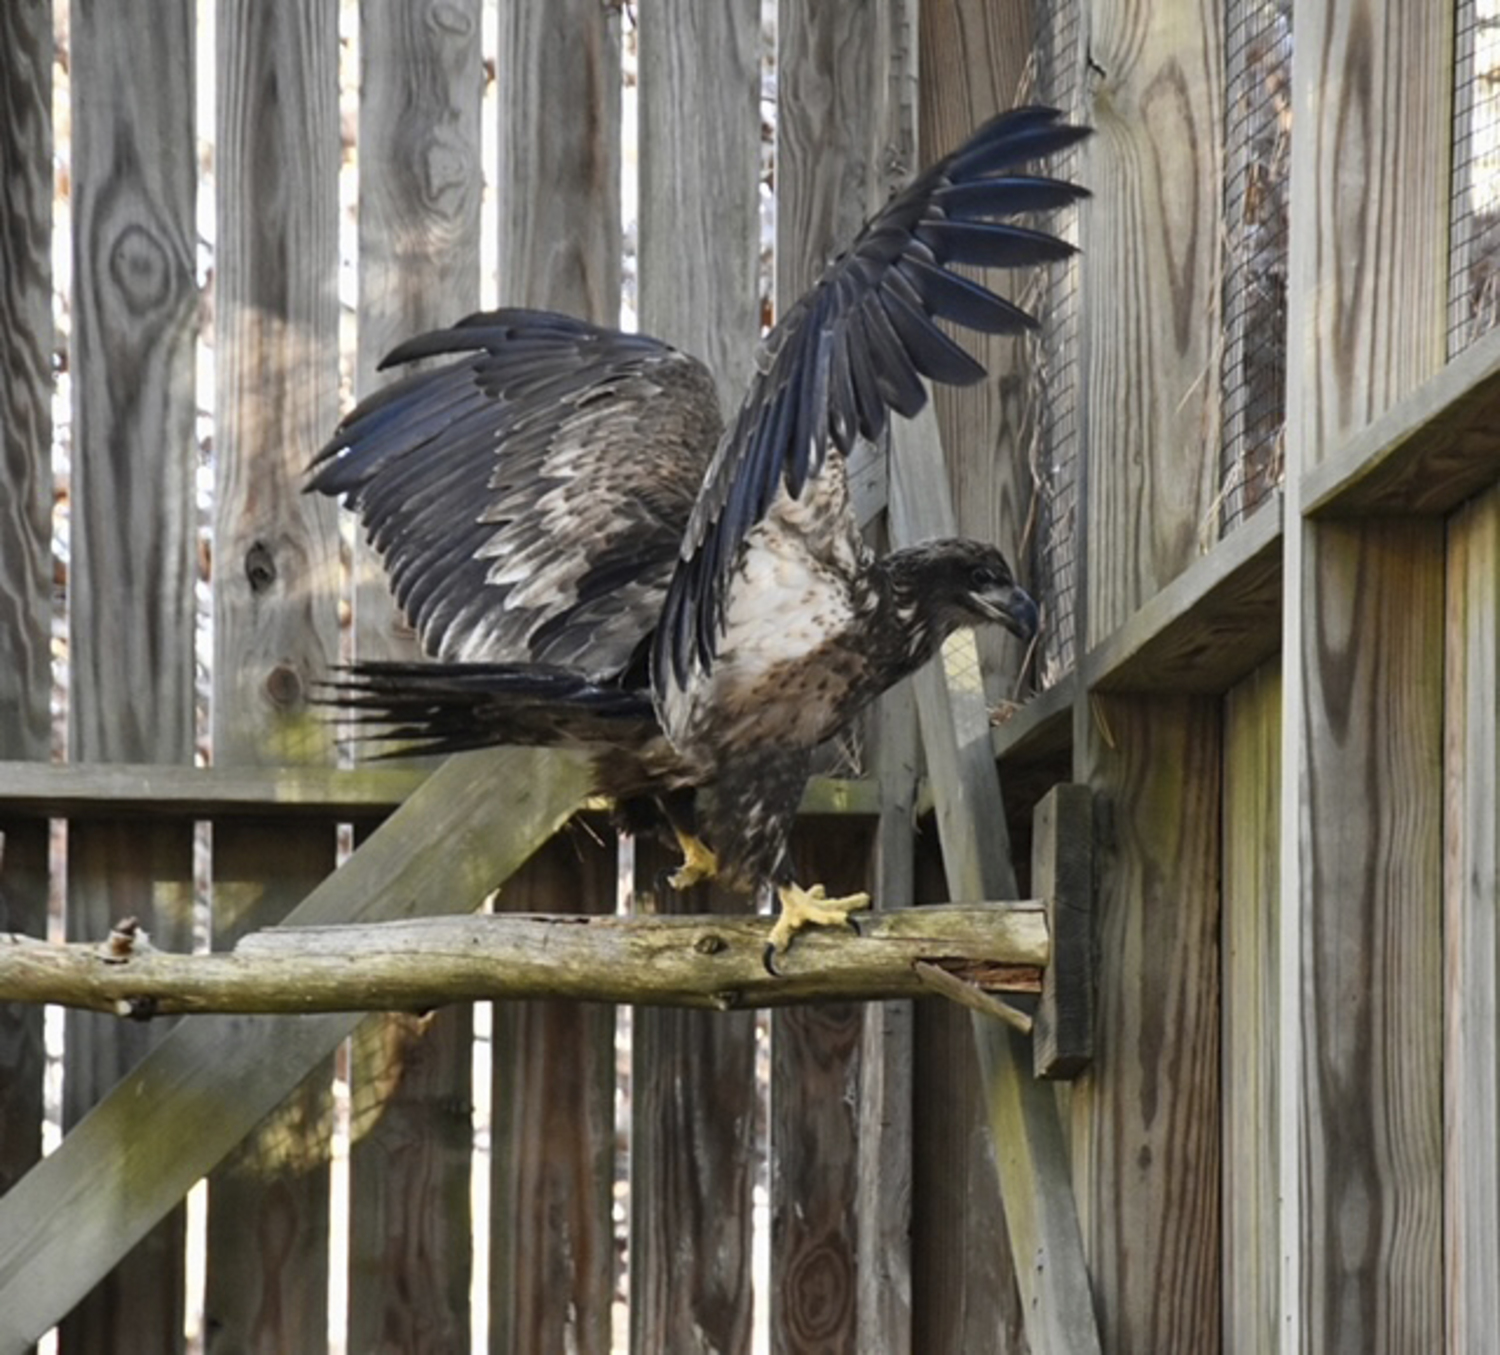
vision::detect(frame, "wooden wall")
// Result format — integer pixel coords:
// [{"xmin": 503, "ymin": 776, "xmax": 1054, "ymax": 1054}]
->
[{"xmin": 2, "ymin": 1, "xmax": 1499, "ymax": 1353}]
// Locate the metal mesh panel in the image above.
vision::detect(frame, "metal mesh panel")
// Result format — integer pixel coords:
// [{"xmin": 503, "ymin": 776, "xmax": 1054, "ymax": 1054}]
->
[
  {"xmin": 1451, "ymin": 0, "xmax": 1500, "ymax": 356},
  {"xmin": 1220, "ymin": 0, "xmax": 1291, "ymax": 536},
  {"xmin": 1030, "ymin": 0, "xmax": 1083, "ymax": 689}
]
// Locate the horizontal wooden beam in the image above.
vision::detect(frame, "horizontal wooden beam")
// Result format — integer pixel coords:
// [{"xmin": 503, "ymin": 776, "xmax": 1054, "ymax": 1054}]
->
[
  {"xmin": 992, "ymin": 671, "xmax": 1075, "ymax": 765},
  {"xmin": 0, "ymin": 902, "xmax": 1047, "ymax": 1016},
  {"xmin": 1085, "ymin": 496, "xmax": 1283, "ymax": 695},
  {"xmin": 1303, "ymin": 325, "xmax": 1500, "ymax": 517},
  {"xmin": 0, "ymin": 760, "xmax": 880, "ymax": 820}
]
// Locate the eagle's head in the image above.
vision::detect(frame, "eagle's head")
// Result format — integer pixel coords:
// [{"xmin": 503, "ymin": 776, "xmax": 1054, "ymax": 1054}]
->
[{"xmin": 887, "ymin": 539, "xmax": 1038, "ymax": 645}]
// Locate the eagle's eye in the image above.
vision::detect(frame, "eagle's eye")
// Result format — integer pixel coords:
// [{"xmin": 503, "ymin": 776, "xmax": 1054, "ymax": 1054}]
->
[{"xmin": 969, "ymin": 564, "xmax": 1005, "ymax": 591}]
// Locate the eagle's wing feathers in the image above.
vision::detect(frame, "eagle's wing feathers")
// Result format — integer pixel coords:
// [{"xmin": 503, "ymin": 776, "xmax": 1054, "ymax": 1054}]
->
[
  {"xmin": 654, "ymin": 106, "xmax": 1089, "ymax": 689},
  {"xmin": 308, "ymin": 309, "xmax": 721, "ymax": 677}
]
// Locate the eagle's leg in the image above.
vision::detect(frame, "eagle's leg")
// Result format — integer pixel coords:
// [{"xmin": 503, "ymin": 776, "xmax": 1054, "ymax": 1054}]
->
[
  {"xmin": 668, "ymin": 828, "xmax": 719, "ymax": 890},
  {"xmin": 768, "ymin": 881, "xmax": 871, "ymax": 955}
]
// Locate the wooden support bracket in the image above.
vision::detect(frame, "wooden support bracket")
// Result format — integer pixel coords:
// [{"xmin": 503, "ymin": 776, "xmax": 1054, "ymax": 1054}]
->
[{"xmin": 1032, "ymin": 783, "xmax": 1095, "ymax": 1079}]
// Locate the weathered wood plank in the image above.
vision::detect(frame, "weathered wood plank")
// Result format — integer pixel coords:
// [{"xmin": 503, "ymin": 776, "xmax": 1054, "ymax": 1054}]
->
[
  {"xmin": 62, "ymin": 1, "xmax": 199, "ymax": 1346},
  {"xmin": 0, "ymin": 747, "xmax": 591, "ymax": 1350},
  {"xmin": 629, "ymin": 842, "xmax": 756, "ymax": 1355},
  {"xmin": 495, "ymin": 0, "xmax": 619, "ymax": 319},
  {"xmin": 892, "ymin": 406, "xmax": 1099, "ymax": 1355},
  {"xmin": 1222, "ymin": 661, "xmax": 1281, "ymax": 1353},
  {"xmin": 629, "ymin": 9, "xmax": 761, "ymax": 1351},
  {"xmin": 0, "ymin": 0, "xmax": 53, "ymax": 1231},
  {"xmin": 1081, "ymin": 0, "xmax": 1225, "ymax": 643},
  {"xmin": 1085, "ymin": 494, "xmax": 1282, "ymax": 695},
  {"xmin": 1076, "ymin": 696, "xmax": 1222, "ymax": 1351},
  {"xmin": 206, "ymin": 3, "xmax": 341, "ymax": 1346},
  {"xmin": 489, "ymin": 835, "xmax": 615, "ymax": 1355},
  {"xmin": 1301, "ymin": 324, "xmax": 1500, "ymax": 517},
  {"xmin": 919, "ymin": 0, "xmax": 1037, "ymax": 699},
  {"xmin": 0, "ymin": 761, "xmax": 876, "ymax": 820},
  {"xmin": 348, "ymin": 7, "xmax": 484, "ymax": 1345},
  {"xmin": 1444, "ymin": 484, "xmax": 1500, "ymax": 1354},
  {"xmin": 1280, "ymin": 3, "xmax": 1452, "ymax": 1349}
]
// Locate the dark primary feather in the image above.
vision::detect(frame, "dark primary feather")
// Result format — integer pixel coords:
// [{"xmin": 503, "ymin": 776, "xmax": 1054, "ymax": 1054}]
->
[
  {"xmin": 654, "ymin": 106, "xmax": 1090, "ymax": 688},
  {"xmin": 308, "ymin": 309, "xmax": 721, "ymax": 678}
]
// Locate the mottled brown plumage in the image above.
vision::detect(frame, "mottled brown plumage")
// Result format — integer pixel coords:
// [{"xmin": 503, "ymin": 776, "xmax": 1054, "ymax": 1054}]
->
[{"xmin": 309, "ymin": 107, "xmax": 1087, "ymax": 943}]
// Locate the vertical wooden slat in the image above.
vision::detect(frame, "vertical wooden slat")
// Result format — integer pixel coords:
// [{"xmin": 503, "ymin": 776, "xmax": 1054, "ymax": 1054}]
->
[
  {"xmin": 1069, "ymin": 0, "xmax": 1226, "ymax": 1346},
  {"xmin": 206, "ymin": 2, "xmax": 340, "ymax": 1348},
  {"xmin": 1222, "ymin": 661, "xmax": 1281, "ymax": 1354},
  {"xmin": 0, "ymin": 0, "xmax": 53, "ymax": 1227},
  {"xmin": 918, "ymin": 0, "xmax": 1036, "ymax": 696},
  {"xmin": 630, "ymin": 5, "xmax": 761, "ymax": 1351},
  {"xmin": 628, "ymin": 846, "xmax": 757, "ymax": 1355},
  {"xmin": 496, "ymin": 0, "xmax": 620, "ymax": 318},
  {"xmin": 61, "ymin": 2, "xmax": 199, "ymax": 1348},
  {"xmin": 1080, "ymin": 0, "xmax": 1225, "ymax": 644},
  {"xmin": 1445, "ymin": 483, "xmax": 1500, "ymax": 1354},
  {"xmin": 487, "ymin": 7, "xmax": 621, "ymax": 1351},
  {"xmin": 346, "ymin": 6, "xmax": 484, "ymax": 1348},
  {"xmin": 489, "ymin": 834, "xmax": 616, "ymax": 1355},
  {"xmin": 1280, "ymin": 2, "xmax": 1451, "ymax": 1351},
  {"xmin": 771, "ymin": 6, "xmax": 909, "ymax": 1350}
]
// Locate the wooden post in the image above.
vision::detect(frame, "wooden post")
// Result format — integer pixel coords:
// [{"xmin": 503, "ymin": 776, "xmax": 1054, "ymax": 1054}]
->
[
  {"xmin": 630, "ymin": 5, "xmax": 761, "ymax": 1351},
  {"xmin": 207, "ymin": 3, "xmax": 341, "ymax": 1347},
  {"xmin": 346, "ymin": 6, "xmax": 483, "ymax": 1349},
  {"xmin": 63, "ymin": 4, "xmax": 199, "ymax": 1348},
  {"xmin": 1031, "ymin": 783, "xmax": 1093, "ymax": 1079},
  {"xmin": 1279, "ymin": 2, "xmax": 1451, "ymax": 1351},
  {"xmin": 0, "ymin": 0, "xmax": 52, "ymax": 1222}
]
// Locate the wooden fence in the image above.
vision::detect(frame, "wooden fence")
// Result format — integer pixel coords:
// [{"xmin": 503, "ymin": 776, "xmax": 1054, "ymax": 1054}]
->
[{"xmin": 3, "ymin": 0, "xmax": 1500, "ymax": 1352}]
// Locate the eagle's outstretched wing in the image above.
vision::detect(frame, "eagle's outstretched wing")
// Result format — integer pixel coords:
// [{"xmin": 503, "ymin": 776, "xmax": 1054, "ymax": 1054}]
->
[
  {"xmin": 308, "ymin": 309, "xmax": 721, "ymax": 679},
  {"xmin": 653, "ymin": 106, "xmax": 1089, "ymax": 691}
]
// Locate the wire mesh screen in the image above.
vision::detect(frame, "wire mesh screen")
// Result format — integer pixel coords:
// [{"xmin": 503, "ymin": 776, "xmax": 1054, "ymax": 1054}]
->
[
  {"xmin": 1029, "ymin": 0, "xmax": 1084, "ymax": 689},
  {"xmin": 1451, "ymin": 0, "xmax": 1500, "ymax": 356},
  {"xmin": 1220, "ymin": 0, "xmax": 1291, "ymax": 536}
]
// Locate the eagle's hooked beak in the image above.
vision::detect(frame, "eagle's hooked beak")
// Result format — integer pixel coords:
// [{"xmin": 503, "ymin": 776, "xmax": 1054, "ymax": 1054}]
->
[{"xmin": 973, "ymin": 582, "xmax": 1039, "ymax": 641}]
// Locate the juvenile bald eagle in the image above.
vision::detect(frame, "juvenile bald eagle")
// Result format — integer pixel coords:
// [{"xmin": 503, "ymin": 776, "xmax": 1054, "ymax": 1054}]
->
[{"xmin": 309, "ymin": 107, "xmax": 1088, "ymax": 954}]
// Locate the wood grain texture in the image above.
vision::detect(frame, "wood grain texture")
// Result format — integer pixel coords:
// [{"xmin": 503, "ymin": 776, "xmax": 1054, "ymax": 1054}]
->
[
  {"xmin": 61, "ymin": 3, "xmax": 200, "ymax": 1347},
  {"xmin": 629, "ymin": 843, "xmax": 756, "ymax": 1355},
  {"xmin": 489, "ymin": 835, "xmax": 615, "ymax": 1355},
  {"xmin": 1081, "ymin": 0, "xmax": 1226, "ymax": 642},
  {"xmin": 1296, "ymin": 522, "xmax": 1444, "ymax": 1353},
  {"xmin": 495, "ymin": 0, "xmax": 619, "ymax": 321},
  {"xmin": 627, "ymin": 12, "xmax": 762, "ymax": 1351},
  {"xmin": 638, "ymin": 0, "xmax": 760, "ymax": 394},
  {"xmin": 919, "ymin": 0, "xmax": 1037, "ymax": 696},
  {"xmin": 207, "ymin": 3, "xmax": 341, "ymax": 1348},
  {"xmin": 0, "ymin": 748, "xmax": 591, "ymax": 1349},
  {"xmin": 1086, "ymin": 495, "xmax": 1282, "ymax": 695},
  {"xmin": 1444, "ymin": 485, "xmax": 1500, "ymax": 1354},
  {"xmin": 349, "ymin": 9, "xmax": 484, "ymax": 1346},
  {"xmin": 1301, "ymin": 325, "xmax": 1500, "ymax": 517},
  {"xmin": 0, "ymin": 0, "xmax": 52, "ymax": 1227},
  {"xmin": 1222, "ymin": 662, "xmax": 1281, "ymax": 1353},
  {"xmin": 1076, "ymin": 696, "xmax": 1222, "ymax": 1353},
  {"xmin": 892, "ymin": 409, "xmax": 1098, "ymax": 1355},
  {"xmin": 770, "ymin": 822, "xmax": 873, "ymax": 1355},
  {"xmin": 1285, "ymin": 0, "xmax": 1452, "ymax": 463},
  {"xmin": 1280, "ymin": 4, "xmax": 1453, "ymax": 1349}
]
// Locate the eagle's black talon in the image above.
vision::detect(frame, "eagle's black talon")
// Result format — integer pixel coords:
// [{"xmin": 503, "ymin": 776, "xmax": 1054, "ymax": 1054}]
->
[{"xmin": 763, "ymin": 942, "xmax": 781, "ymax": 978}]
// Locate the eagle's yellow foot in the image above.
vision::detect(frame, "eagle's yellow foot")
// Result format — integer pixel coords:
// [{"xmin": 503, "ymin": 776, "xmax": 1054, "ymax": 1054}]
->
[
  {"xmin": 767, "ymin": 882, "xmax": 871, "ymax": 957},
  {"xmin": 668, "ymin": 830, "xmax": 719, "ymax": 891}
]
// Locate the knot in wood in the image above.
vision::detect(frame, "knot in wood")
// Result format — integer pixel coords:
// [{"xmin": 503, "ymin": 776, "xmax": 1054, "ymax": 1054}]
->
[
  {"xmin": 108, "ymin": 221, "xmax": 173, "ymax": 313},
  {"xmin": 693, "ymin": 932, "xmax": 726, "ymax": 955},
  {"xmin": 244, "ymin": 540, "xmax": 277, "ymax": 592},
  {"xmin": 265, "ymin": 663, "xmax": 304, "ymax": 708}
]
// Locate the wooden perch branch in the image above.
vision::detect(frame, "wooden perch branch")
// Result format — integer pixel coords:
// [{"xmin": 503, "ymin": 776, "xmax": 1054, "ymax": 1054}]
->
[{"xmin": 0, "ymin": 902, "xmax": 1047, "ymax": 1017}]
